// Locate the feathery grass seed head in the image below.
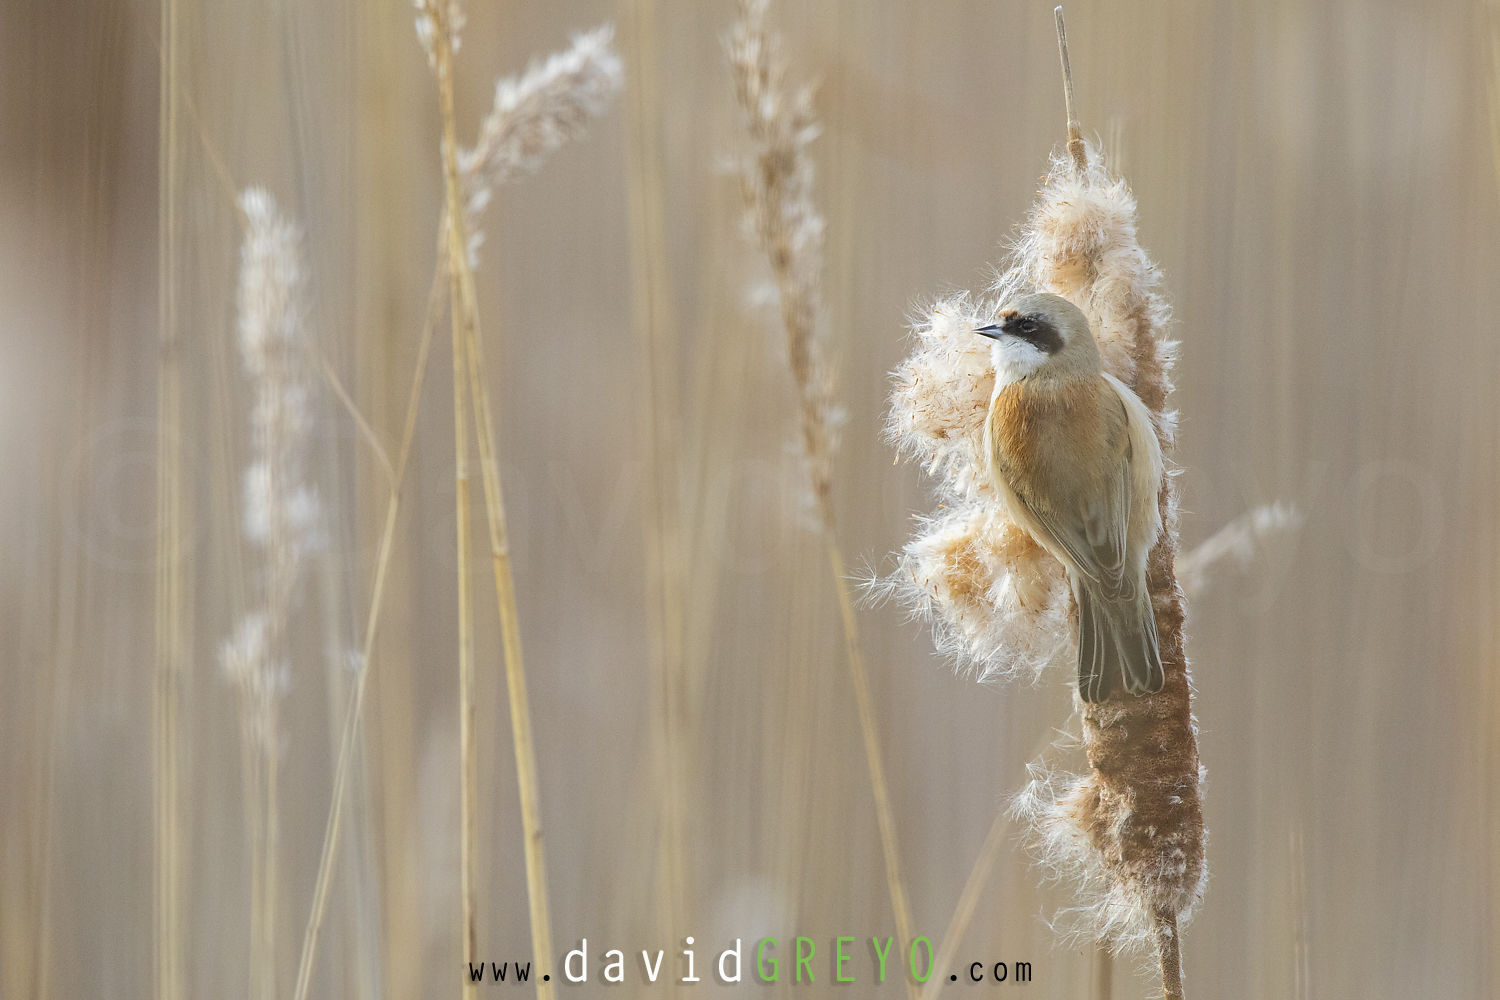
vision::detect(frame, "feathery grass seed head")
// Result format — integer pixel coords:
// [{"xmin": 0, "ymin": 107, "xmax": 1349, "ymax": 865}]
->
[
  {"xmin": 414, "ymin": 0, "xmax": 464, "ymax": 72},
  {"xmin": 221, "ymin": 188, "xmax": 321, "ymax": 753},
  {"xmin": 729, "ymin": 0, "xmax": 839, "ymax": 525},
  {"xmin": 459, "ymin": 25, "xmax": 622, "ymax": 265}
]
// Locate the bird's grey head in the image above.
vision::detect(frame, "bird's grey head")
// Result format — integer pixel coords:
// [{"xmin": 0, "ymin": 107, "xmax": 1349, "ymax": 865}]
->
[{"xmin": 975, "ymin": 291, "xmax": 1100, "ymax": 384}]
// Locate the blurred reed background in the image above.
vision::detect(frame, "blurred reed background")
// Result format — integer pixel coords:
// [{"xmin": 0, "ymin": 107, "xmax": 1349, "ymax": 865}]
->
[{"xmin": 3, "ymin": 1, "xmax": 1499, "ymax": 998}]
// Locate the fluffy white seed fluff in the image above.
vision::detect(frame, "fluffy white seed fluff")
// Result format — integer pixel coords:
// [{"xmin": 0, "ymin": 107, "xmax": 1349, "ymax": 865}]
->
[
  {"xmin": 458, "ymin": 25, "xmax": 622, "ymax": 264},
  {"xmin": 220, "ymin": 188, "xmax": 321, "ymax": 753}
]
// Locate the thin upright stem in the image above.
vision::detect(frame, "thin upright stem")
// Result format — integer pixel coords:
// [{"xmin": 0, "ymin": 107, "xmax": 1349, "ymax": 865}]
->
[
  {"xmin": 1155, "ymin": 910, "xmax": 1184, "ymax": 1000},
  {"xmin": 291, "ymin": 237, "xmax": 445, "ymax": 1000},
  {"xmin": 826, "ymin": 539, "xmax": 917, "ymax": 999},
  {"xmin": 428, "ymin": 7, "xmax": 557, "ymax": 997},
  {"xmin": 153, "ymin": 0, "xmax": 185, "ymax": 996},
  {"xmin": 1054, "ymin": 6, "xmax": 1088, "ymax": 172},
  {"xmin": 624, "ymin": 0, "xmax": 690, "ymax": 950},
  {"xmin": 428, "ymin": 21, "xmax": 480, "ymax": 987},
  {"xmin": 918, "ymin": 806, "xmax": 1010, "ymax": 1000},
  {"xmin": 460, "ymin": 272, "xmax": 557, "ymax": 1000},
  {"xmin": 1091, "ymin": 948, "xmax": 1113, "ymax": 1000}
]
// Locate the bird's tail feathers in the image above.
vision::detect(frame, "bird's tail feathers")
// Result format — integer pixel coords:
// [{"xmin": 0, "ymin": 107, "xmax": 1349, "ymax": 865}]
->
[{"xmin": 1075, "ymin": 577, "xmax": 1163, "ymax": 703}]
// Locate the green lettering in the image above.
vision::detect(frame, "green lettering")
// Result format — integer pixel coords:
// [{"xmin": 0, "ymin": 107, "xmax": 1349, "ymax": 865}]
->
[
  {"xmin": 909, "ymin": 937, "xmax": 933, "ymax": 983},
  {"xmin": 870, "ymin": 937, "xmax": 893, "ymax": 982},
  {"xmin": 835, "ymin": 937, "xmax": 854, "ymax": 983},
  {"xmin": 756, "ymin": 938, "xmax": 778, "ymax": 982},
  {"xmin": 795, "ymin": 937, "xmax": 814, "ymax": 984}
]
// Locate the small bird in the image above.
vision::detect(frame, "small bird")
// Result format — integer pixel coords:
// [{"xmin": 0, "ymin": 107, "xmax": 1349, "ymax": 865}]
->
[{"xmin": 977, "ymin": 292, "xmax": 1165, "ymax": 702}]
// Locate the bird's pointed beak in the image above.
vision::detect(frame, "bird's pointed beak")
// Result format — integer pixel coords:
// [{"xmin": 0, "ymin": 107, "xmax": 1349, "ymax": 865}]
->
[{"xmin": 974, "ymin": 324, "xmax": 1005, "ymax": 340}]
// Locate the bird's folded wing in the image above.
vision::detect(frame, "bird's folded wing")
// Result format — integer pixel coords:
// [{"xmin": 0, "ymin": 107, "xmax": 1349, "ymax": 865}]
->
[{"xmin": 1013, "ymin": 408, "xmax": 1135, "ymax": 599}]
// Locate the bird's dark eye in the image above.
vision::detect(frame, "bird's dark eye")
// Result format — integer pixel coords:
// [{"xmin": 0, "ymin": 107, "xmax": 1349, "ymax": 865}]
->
[{"xmin": 1018, "ymin": 318, "xmax": 1038, "ymax": 335}]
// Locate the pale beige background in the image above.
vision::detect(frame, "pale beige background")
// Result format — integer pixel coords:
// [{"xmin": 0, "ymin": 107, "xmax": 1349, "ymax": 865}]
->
[{"xmin": 3, "ymin": 1, "xmax": 1498, "ymax": 998}]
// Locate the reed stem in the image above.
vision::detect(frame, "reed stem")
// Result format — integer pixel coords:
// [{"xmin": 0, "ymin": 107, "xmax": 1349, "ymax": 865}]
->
[
  {"xmin": 1091, "ymin": 948, "xmax": 1113, "ymax": 1000},
  {"xmin": 918, "ymin": 805, "xmax": 1009, "ymax": 1000},
  {"xmin": 428, "ymin": 7, "xmax": 557, "ymax": 995},
  {"xmin": 291, "ymin": 236, "xmax": 445, "ymax": 1000},
  {"xmin": 460, "ymin": 281, "xmax": 557, "ymax": 1000},
  {"xmin": 624, "ymin": 0, "xmax": 690, "ymax": 951},
  {"xmin": 1155, "ymin": 910, "xmax": 1183, "ymax": 1000},
  {"xmin": 826, "ymin": 539, "xmax": 917, "ymax": 988},
  {"xmin": 428, "ymin": 20, "xmax": 480, "ymax": 987},
  {"xmin": 153, "ymin": 0, "xmax": 185, "ymax": 996}
]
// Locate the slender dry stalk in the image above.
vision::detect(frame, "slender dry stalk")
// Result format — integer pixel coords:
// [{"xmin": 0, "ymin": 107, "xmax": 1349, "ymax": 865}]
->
[
  {"xmin": 153, "ymin": 1, "xmax": 185, "ymax": 998},
  {"xmin": 1092, "ymin": 949, "xmax": 1114, "ymax": 1000},
  {"xmin": 291, "ymin": 236, "xmax": 445, "ymax": 1000},
  {"xmin": 449, "ymin": 16, "xmax": 618, "ymax": 995},
  {"xmin": 623, "ymin": 0, "xmax": 691, "ymax": 950},
  {"xmin": 728, "ymin": 1, "xmax": 915, "ymax": 983},
  {"xmin": 1054, "ymin": 6, "xmax": 1087, "ymax": 173},
  {"xmin": 918, "ymin": 806, "xmax": 1010, "ymax": 1000},
  {"xmin": 459, "ymin": 261, "xmax": 555, "ymax": 1000},
  {"xmin": 1483, "ymin": 6, "xmax": 1500, "ymax": 987},
  {"xmin": 919, "ymin": 724, "xmax": 1057, "ymax": 1000},
  {"xmin": 420, "ymin": 8, "xmax": 483, "ymax": 993},
  {"xmin": 1290, "ymin": 823, "xmax": 1310, "ymax": 1000},
  {"xmin": 882, "ymin": 11, "xmax": 1204, "ymax": 998},
  {"xmin": 1488, "ymin": 0, "xmax": 1500, "ymax": 203},
  {"xmin": 1154, "ymin": 912, "xmax": 1183, "ymax": 999}
]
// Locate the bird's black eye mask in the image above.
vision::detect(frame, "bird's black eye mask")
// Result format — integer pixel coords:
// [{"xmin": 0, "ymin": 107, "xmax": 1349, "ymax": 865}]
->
[{"xmin": 975, "ymin": 311, "xmax": 1063, "ymax": 354}]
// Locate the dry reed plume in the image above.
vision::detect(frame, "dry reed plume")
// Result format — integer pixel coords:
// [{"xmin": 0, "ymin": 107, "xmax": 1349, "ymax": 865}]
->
[
  {"xmin": 460, "ymin": 25, "xmax": 622, "ymax": 259},
  {"xmin": 1175, "ymin": 501, "xmax": 1301, "ymax": 597},
  {"xmin": 882, "ymin": 13, "xmax": 1205, "ymax": 997},
  {"xmin": 729, "ymin": 2, "xmax": 916, "ymax": 990},
  {"xmin": 729, "ymin": 0, "xmax": 841, "ymax": 523},
  {"xmin": 222, "ymin": 188, "xmax": 323, "ymax": 1000}
]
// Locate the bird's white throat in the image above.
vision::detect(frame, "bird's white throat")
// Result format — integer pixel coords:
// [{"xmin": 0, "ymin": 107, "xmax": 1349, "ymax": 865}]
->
[{"xmin": 989, "ymin": 336, "xmax": 1047, "ymax": 386}]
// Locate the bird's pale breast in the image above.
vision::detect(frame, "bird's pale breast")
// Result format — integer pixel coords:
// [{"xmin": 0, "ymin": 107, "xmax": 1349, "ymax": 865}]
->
[{"xmin": 987, "ymin": 376, "xmax": 1129, "ymax": 518}]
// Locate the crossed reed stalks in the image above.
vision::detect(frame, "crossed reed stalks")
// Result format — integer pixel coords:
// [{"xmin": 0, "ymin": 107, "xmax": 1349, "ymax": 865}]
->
[{"xmin": 291, "ymin": 10, "xmax": 619, "ymax": 998}]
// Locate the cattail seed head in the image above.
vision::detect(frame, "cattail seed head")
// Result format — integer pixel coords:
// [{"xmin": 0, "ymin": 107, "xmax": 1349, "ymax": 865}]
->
[{"xmin": 883, "ymin": 143, "xmax": 1207, "ymax": 953}]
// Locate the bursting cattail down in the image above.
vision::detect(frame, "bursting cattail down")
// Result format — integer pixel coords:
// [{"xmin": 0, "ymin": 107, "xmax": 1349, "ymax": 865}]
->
[
  {"xmin": 884, "ymin": 143, "xmax": 1207, "ymax": 975},
  {"xmin": 1005, "ymin": 148, "xmax": 1205, "ymax": 959}
]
